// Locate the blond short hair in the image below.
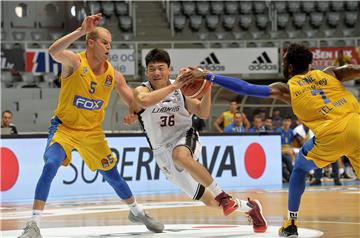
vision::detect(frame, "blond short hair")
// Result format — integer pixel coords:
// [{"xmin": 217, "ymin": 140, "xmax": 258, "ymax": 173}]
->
[{"xmin": 85, "ymin": 27, "xmax": 110, "ymax": 45}]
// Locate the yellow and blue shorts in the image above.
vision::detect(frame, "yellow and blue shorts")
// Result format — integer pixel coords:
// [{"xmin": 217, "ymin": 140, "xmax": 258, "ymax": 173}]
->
[
  {"xmin": 46, "ymin": 116, "xmax": 117, "ymax": 171},
  {"xmin": 303, "ymin": 113, "xmax": 360, "ymax": 177}
]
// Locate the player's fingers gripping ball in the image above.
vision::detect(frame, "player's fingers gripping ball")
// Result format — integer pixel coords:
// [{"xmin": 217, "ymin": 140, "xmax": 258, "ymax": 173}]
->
[{"xmin": 180, "ymin": 67, "xmax": 211, "ymax": 99}]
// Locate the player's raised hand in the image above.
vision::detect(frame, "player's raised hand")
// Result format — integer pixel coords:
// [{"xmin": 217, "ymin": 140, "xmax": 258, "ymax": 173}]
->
[
  {"xmin": 123, "ymin": 102, "xmax": 138, "ymax": 125},
  {"xmin": 123, "ymin": 113, "xmax": 137, "ymax": 125},
  {"xmin": 174, "ymin": 68, "xmax": 193, "ymax": 89},
  {"xmin": 80, "ymin": 13, "xmax": 102, "ymax": 34}
]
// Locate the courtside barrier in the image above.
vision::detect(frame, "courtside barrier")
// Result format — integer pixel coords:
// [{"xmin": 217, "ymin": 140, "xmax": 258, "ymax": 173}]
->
[{"xmin": 1, "ymin": 133, "xmax": 281, "ymax": 202}]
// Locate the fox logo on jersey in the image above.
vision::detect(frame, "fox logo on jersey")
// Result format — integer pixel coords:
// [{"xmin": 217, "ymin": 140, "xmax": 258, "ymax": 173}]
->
[{"xmin": 73, "ymin": 95, "xmax": 104, "ymax": 110}]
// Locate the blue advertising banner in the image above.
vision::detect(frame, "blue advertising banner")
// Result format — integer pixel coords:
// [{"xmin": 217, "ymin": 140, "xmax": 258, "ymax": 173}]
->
[{"xmin": 1, "ymin": 134, "xmax": 281, "ymax": 202}]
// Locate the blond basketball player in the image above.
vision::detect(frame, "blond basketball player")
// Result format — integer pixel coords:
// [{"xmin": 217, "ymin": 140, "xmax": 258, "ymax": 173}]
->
[
  {"xmin": 18, "ymin": 14, "xmax": 163, "ymax": 238},
  {"xmin": 189, "ymin": 43, "xmax": 360, "ymax": 237},
  {"xmin": 130, "ymin": 48, "xmax": 267, "ymax": 233}
]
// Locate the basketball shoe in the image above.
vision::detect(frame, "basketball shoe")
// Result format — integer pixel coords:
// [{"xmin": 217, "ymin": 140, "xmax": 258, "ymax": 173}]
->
[
  {"xmin": 279, "ymin": 219, "xmax": 298, "ymax": 237},
  {"xmin": 128, "ymin": 211, "xmax": 164, "ymax": 233},
  {"xmin": 214, "ymin": 191, "xmax": 239, "ymax": 216},
  {"xmin": 17, "ymin": 221, "xmax": 42, "ymax": 238},
  {"xmin": 246, "ymin": 198, "xmax": 268, "ymax": 233}
]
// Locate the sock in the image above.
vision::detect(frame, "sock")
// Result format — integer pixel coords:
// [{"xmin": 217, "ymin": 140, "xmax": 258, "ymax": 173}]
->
[
  {"xmin": 236, "ymin": 199, "xmax": 252, "ymax": 212},
  {"xmin": 31, "ymin": 210, "xmax": 42, "ymax": 226},
  {"xmin": 288, "ymin": 210, "xmax": 298, "ymax": 220},
  {"xmin": 128, "ymin": 201, "xmax": 145, "ymax": 216},
  {"xmin": 208, "ymin": 181, "xmax": 222, "ymax": 197},
  {"xmin": 339, "ymin": 168, "xmax": 344, "ymax": 175}
]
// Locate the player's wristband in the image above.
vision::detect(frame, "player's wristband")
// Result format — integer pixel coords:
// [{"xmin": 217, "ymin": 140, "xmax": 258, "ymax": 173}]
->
[{"xmin": 205, "ymin": 73, "xmax": 270, "ymax": 98}]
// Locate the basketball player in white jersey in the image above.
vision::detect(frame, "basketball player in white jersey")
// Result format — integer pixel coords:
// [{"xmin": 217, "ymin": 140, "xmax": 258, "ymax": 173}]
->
[{"xmin": 131, "ymin": 48, "xmax": 267, "ymax": 233}]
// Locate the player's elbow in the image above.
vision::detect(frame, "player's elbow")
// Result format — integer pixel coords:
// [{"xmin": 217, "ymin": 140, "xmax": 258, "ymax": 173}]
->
[
  {"xmin": 48, "ymin": 45, "xmax": 58, "ymax": 57},
  {"xmin": 48, "ymin": 46, "xmax": 62, "ymax": 61},
  {"xmin": 197, "ymin": 111, "xmax": 210, "ymax": 120},
  {"xmin": 136, "ymin": 95, "xmax": 152, "ymax": 108},
  {"xmin": 199, "ymin": 114, "xmax": 209, "ymax": 120}
]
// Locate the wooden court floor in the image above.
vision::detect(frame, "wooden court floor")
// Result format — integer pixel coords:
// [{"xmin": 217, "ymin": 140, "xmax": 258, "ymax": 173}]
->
[{"xmin": 1, "ymin": 184, "xmax": 359, "ymax": 237}]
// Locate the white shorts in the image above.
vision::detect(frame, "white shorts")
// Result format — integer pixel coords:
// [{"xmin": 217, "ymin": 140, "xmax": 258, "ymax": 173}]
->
[{"xmin": 153, "ymin": 128, "xmax": 205, "ymax": 200}]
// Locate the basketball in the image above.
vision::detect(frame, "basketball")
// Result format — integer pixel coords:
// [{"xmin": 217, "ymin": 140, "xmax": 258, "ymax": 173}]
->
[{"xmin": 181, "ymin": 77, "xmax": 211, "ymax": 99}]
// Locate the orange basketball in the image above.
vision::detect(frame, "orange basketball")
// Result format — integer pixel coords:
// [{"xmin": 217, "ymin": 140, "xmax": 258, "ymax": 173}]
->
[{"xmin": 181, "ymin": 77, "xmax": 211, "ymax": 99}]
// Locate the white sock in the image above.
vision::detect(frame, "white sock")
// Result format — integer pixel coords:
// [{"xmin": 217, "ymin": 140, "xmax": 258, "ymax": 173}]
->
[
  {"xmin": 31, "ymin": 210, "xmax": 42, "ymax": 226},
  {"xmin": 339, "ymin": 168, "xmax": 344, "ymax": 175},
  {"xmin": 288, "ymin": 210, "xmax": 298, "ymax": 220},
  {"xmin": 208, "ymin": 180, "xmax": 222, "ymax": 197},
  {"xmin": 128, "ymin": 201, "xmax": 145, "ymax": 216},
  {"xmin": 236, "ymin": 199, "xmax": 252, "ymax": 212}
]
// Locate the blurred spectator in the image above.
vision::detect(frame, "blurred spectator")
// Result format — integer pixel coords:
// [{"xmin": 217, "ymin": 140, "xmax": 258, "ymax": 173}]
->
[
  {"xmin": 310, "ymin": 161, "xmax": 342, "ymax": 186},
  {"xmin": 264, "ymin": 117, "xmax": 274, "ymax": 132},
  {"xmin": 10, "ymin": 67, "xmax": 23, "ymax": 82},
  {"xmin": 1, "ymin": 110, "xmax": 18, "ymax": 134},
  {"xmin": 334, "ymin": 50, "xmax": 357, "ymax": 94},
  {"xmin": 277, "ymin": 116, "xmax": 294, "ymax": 146},
  {"xmin": 224, "ymin": 112, "xmax": 247, "ymax": 133},
  {"xmin": 333, "ymin": 50, "xmax": 352, "ymax": 66},
  {"xmin": 248, "ymin": 115, "xmax": 265, "ymax": 132},
  {"xmin": 276, "ymin": 116, "xmax": 295, "ymax": 182},
  {"xmin": 253, "ymin": 108, "xmax": 266, "ymax": 121},
  {"xmin": 192, "ymin": 115, "xmax": 206, "ymax": 132},
  {"xmin": 272, "ymin": 109, "xmax": 282, "ymax": 129},
  {"xmin": 213, "ymin": 100, "xmax": 238, "ymax": 132}
]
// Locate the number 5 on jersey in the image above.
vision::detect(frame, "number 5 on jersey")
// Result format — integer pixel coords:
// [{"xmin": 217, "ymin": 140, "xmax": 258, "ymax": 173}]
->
[{"xmin": 89, "ymin": 81, "xmax": 97, "ymax": 94}]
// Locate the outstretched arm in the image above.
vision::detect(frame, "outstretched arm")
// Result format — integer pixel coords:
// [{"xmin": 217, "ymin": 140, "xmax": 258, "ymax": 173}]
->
[
  {"xmin": 189, "ymin": 67, "xmax": 291, "ymax": 103},
  {"xmin": 134, "ymin": 70, "xmax": 192, "ymax": 108},
  {"xmin": 323, "ymin": 64, "xmax": 360, "ymax": 82},
  {"xmin": 204, "ymin": 73, "xmax": 271, "ymax": 98},
  {"xmin": 268, "ymin": 82, "xmax": 291, "ymax": 103}
]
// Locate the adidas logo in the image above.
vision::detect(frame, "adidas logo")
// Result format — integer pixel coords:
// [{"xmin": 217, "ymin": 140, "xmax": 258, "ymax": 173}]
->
[
  {"xmin": 200, "ymin": 52, "xmax": 225, "ymax": 71},
  {"xmin": 249, "ymin": 51, "xmax": 277, "ymax": 71}
]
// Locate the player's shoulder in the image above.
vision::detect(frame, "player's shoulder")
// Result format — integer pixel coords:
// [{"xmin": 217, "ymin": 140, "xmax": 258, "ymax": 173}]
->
[
  {"xmin": 134, "ymin": 83, "xmax": 150, "ymax": 93},
  {"xmin": 317, "ymin": 67, "xmax": 337, "ymax": 79}
]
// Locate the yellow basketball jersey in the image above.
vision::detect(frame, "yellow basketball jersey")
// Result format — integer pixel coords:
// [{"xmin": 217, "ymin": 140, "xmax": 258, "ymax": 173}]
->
[
  {"xmin": 223, "ymin": 111, "xmax": 234, "ymax": 128},
  {"xmin": 54, "ymin": 51, "xmax": 115, "ymax": 130},
  {"xmin": 288, "ymin": 70, "xmax": 360, "ymax": 137}
]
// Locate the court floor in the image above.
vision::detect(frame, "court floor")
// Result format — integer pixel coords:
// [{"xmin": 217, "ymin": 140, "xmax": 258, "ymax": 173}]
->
[{"xmin": 1, "ymin": 182, "xmax": 359, "ymax": 237}]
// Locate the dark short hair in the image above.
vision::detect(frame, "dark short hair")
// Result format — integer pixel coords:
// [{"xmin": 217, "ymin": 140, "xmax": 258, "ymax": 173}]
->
[
  {"xmin": 145, "ymin": 48, "xmax": 170, "ymax": 67},
  {"xmin": 285, "ymin": 43, "xmax": 313, "ymax": 74},
  {"xmin": 2, "ymin": 110, "xmax": 12, "ymax": 117},
  {"xmin": 254, "ymin": 115, "xmax": 263, "ymax": 120},
  {"xmin": 283, "ymin": 115, "xmax": 292, "ymax": 120}
]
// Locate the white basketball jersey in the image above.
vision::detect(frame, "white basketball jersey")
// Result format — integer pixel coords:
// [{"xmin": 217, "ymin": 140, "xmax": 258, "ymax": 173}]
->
[{"xmin": 138, "ymin": 81, "xmax": 193, "ymax": 149}]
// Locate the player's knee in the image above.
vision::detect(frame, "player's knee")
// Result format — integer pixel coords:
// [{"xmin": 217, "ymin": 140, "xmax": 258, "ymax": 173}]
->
[
  {"xmin": 172, "ymin": 149, "xmax": 190, "ymax": 167},
  {"xmin": 172, "ymin": 153, "xmax": 185, "ymax": 167},
  {"xmin": 102, "ymin": 170, "xmax": 124, "ymax": 187},
  {"xmin": 42, "ymin": 160, "xmax": 60, "ymax": 180}
]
